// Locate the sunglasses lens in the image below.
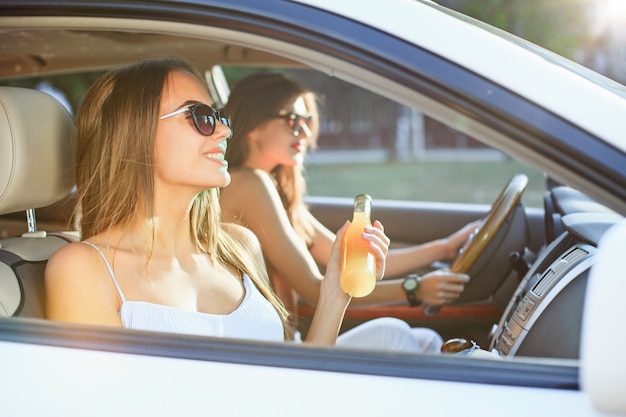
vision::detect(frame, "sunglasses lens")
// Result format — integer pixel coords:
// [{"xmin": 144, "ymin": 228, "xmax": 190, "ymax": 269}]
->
[
  {"xmin": 216, "ymin": 108, "xmax": 232, "ymax": 128},
  {"xmin": 193, "ymin": 105, "xmax": 216, "ymax": 136},
  {"xmin": 285, "ymin": 115, "xmax": 299, "ymax": 130},
  {"xmin": 288, "ymin": 114, "xmax": 311, "ymax": 136}
]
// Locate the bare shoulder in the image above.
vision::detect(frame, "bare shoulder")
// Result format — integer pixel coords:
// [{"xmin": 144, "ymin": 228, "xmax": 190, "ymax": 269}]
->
[
  {"xmin": 45, "ymin": 241, "xmax": 108, "ymax": 295},
  {"xmin": 46, "ymin": 241, "xmax": 100, "ymax": 279},
  {"xmin": 222, "ymin": 168, "xmax": 276, "ymax": 202},
  {"xmin": 223, "ymin": 222, "xmax": 261, "ymax": 249},
  {"xmin": 45, "ymin": 241, "xmax": 122, "ymax": 324},
  {"xmin": 221, "ymin": 168, "xmax": 282, "ymax": 224},
  {"xmin": 223, "ymin": 222, "xmax": 268, "ymax": 275},
  {"xmin": 229, "ymin": 167, "xmax": 273, "ymax": 188}
]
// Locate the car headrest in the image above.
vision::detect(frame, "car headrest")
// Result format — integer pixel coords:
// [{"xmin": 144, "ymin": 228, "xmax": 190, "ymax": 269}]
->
[{"xmin": 0, "ymin": 87, "xmax": 75, "ymax": 216}]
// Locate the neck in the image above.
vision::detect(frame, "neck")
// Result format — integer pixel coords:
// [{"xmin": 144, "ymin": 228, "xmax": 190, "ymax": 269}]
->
[{"xmin": 118, "ymin": 184, "xmax": 200, "ymax": 257}]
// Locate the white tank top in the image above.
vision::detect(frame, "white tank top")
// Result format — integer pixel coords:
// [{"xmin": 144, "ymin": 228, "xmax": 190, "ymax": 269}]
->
[{"xmin": 82, "ymin": 241, "xmax": 284, "ymax": 342}]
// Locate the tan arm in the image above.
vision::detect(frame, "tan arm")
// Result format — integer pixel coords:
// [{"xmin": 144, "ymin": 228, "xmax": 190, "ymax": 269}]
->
[{"xmin": 221, "ymin": 169, "xmax": 324, "ymax": 305}]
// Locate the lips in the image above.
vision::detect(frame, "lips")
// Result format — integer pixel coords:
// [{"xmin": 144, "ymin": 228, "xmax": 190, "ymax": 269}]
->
[
  {"xmin": 291, "ymin": 140, "xmax": 306, "ymax": 153},
  {"xmin": 204, "ymin": 149, "xmax": 227, "ymax": 165},
  {"xmin": 206, "ymin": 152, "xmax": 224, "ymax": 160},
  {"xmin": 204, "ymin": 141, "xmax": 228, "ymax": 164}
]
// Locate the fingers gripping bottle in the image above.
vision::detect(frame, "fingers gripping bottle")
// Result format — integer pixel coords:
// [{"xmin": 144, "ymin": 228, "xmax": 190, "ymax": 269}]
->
[{"xmin": 340, "ymin": 194, "xmax": 376, "ymax": 297}]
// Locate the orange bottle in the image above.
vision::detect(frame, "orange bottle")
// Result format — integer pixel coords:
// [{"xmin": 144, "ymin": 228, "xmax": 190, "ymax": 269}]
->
[{"xmin": 340, "ymin": 194, "xmax": 376, "ymax": 297}]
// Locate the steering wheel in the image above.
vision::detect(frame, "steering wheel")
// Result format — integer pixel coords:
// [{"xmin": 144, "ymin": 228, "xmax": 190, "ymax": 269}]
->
[
  {"xmin": 423, "ymin": 173, "xmax": 529, "ymax": 316},
  {"xmin": 450, "ymin": 173, "xmax": 528, "ymax": 274}
]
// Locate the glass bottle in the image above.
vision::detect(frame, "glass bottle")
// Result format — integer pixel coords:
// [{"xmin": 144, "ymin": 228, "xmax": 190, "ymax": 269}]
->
[{"xmin": 340, "ymin": 194, "xmax": 376, "ymax": 297}]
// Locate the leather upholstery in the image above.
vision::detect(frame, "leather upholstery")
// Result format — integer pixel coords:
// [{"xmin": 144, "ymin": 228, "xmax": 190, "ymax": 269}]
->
[
  {"xmin": 0, "ymin": 86, "xmax": 75, "ymax": 215},
  {"xmin": 0, "ymin": 86, "xmax": 76, "ymax": 317}
]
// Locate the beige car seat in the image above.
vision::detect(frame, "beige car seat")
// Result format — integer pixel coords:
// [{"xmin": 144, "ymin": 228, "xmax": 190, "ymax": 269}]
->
[{"xmin": 0, "ymin": 86, "xmax": 76, "ymax": 318}]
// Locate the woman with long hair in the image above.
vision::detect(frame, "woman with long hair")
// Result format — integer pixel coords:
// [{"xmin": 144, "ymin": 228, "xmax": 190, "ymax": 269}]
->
[
  {"xmin": 45, "ymin": 58, "xmax": 389, "ymax": 345},
  {"xmin": 221, "ymin": 72, "xmax": 475, "ymax": 351}
]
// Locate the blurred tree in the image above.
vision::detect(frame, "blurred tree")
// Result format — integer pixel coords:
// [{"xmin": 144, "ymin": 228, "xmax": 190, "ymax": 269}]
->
[{"xmin": 438, "ymin": 0, "xmax": 592, "ymax": 59}]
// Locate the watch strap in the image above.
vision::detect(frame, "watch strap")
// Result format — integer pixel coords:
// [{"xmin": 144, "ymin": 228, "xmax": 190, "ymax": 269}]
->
[{"xmin": 403, "ymin": 274, "xmax": 421, "ymax": 307}]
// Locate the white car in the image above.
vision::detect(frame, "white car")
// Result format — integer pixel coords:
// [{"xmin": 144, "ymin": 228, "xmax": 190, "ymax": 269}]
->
[{"xmin": 1, "ymin": 1, "xmax": 625, "ymax": 416}]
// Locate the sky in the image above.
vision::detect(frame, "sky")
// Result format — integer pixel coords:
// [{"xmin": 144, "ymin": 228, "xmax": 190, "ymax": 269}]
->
[{"xmin": 591, "ymin": 0, "xmax": 626, "ymax": 36}]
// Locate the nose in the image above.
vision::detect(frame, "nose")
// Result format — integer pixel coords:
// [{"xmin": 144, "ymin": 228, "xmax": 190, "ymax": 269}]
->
[{"xmin": 212, "ymin": 120, "xmax": 232, "ymax": 140}]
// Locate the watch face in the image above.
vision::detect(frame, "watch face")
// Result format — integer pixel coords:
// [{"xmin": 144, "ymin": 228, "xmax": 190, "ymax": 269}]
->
[{"xmin": 404, "ymin": 278, "xmax": 417, "ymax": 291}]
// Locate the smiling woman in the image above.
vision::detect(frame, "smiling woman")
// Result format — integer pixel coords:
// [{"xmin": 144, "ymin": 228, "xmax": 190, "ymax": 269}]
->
[{"xmin": 43, "ymin": 56, "xmax": 396, "ymax": 348}]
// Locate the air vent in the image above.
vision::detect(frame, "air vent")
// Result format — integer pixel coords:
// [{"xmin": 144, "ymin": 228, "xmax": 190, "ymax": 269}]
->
[
  {"xmin": 532, "ymin": 246, "xmax": 588, "ymax": 297},
  {"xmin": 562, "ymin": 246, "xmax": 588, "ymax": 264},
  {"xmin": 533, "ymin": 270, "xmax": 555, "ymax": 296}
]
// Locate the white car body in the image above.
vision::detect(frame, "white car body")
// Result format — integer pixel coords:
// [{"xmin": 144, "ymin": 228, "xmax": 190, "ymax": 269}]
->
[{"xmin": 0, "ymin": 1, "xmax": 625, "ymax": 416}]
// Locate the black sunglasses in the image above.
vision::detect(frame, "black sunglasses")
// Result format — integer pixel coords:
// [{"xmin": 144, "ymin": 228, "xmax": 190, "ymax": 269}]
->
[
  {"xmin": 160, "ymin": 104, "xmax": 232, "ymax": 137},
  {"xmin": 274, "ymin": 112, "xmax": 313, "ymax": 136}
]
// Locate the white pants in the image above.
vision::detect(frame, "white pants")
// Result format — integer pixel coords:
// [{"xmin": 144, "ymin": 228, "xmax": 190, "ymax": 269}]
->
[{"xmin": 335, "ymin": 317, "xmax": 443, "ymax": 353}]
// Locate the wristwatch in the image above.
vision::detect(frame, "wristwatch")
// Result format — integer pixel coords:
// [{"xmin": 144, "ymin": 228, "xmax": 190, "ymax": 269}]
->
[{"xmin": 402, "ymin": 274, "xmax": 421, "ymax": 307}]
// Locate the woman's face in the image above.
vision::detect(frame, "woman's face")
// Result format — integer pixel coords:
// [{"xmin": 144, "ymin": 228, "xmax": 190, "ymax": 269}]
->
[
  {"xmin": 155, "ymin": 70, "xmax": 232, "ymax": 192},
  {"xmin": 247, "ymin": 95, "xmax": 313, "ymax": 170}
]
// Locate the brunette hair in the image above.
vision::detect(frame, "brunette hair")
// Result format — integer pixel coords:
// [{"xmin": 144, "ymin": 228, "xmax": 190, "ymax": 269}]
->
[
  {"xmin": 74, "ymin": 57, "xmax": 289, "ymax": 337},
  {"xmin": 224, "ymin": 72, "xmax": 319, "ymax": 246}
]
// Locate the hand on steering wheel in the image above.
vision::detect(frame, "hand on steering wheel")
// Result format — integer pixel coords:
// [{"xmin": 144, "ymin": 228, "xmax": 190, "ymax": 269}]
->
[
  {"xmin": 424, "ymin": 173, "xmax": 528, "ymax": 316},
  {"xmin": 451, "ymin": 173, "xmax": 528, "ymax": 274}
]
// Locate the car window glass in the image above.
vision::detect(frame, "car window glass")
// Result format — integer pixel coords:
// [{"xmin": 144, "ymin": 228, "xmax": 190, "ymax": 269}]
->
[{"xmin": 222, "ymin": 67, "xmax": 544, "ymax": 208}]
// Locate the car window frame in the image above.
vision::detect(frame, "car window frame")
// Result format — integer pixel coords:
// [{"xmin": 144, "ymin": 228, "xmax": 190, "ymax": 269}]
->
[{"xmin": 0, "ymin": 318, "xmax": 579, "ymax": 389}]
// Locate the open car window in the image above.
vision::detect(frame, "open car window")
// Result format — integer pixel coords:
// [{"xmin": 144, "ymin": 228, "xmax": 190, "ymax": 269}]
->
[
  {"xmin": 220, "ymin": 66, "xmax": 546, "ymax": 208},
  {"xmin": 0, "ymin": 2, "xmax": 625, "ymax": 415}
]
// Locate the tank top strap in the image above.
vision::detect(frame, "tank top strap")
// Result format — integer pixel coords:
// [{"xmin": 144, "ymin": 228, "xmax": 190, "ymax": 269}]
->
[{"xmin": 81, "ymin": 241, "xmax": 127, "ymax": 303}]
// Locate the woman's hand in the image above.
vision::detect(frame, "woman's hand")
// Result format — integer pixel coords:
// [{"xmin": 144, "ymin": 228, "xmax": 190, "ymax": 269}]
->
[
  {"xmin": 364, "ymin": 220, "xmax": 390, "ymax": 281},
  {"xmin": 417, "ymin": 269, "xmax": 469, "ymax": 305},
  {"xmin": 322, "ymin": 221, "xmax": 352, "ymax": 305},
  {"xmin": 442, "ymin": 220, "xmax": 481, "ymax": 260},
  {"xmin": 306, "ymin": 221, "xmax": 352, "ymax": 344},
  {"xmin": 320, "ymin": 219, "xmax": 390, "ymax": 303}
]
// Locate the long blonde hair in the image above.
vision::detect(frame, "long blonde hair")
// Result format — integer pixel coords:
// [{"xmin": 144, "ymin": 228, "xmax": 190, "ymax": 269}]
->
[
  {"xmin": 224, "ymin": 72, "xmax": 320, "ymax": 247},
  {"xmin": 74, "ymin": 57, "xmax": 289, "ymax": 337}
]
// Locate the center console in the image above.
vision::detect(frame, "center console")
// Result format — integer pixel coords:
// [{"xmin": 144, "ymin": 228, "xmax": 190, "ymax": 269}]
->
[{"xmin": 489, "ymin": 212, "xmax": 622, "ymax": 359}]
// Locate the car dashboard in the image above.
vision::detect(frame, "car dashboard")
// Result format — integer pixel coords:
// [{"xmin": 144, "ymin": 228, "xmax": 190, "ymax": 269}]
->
[{"xmin": 490, "ymin": 186, "xmax": 622, "ymax": 359}]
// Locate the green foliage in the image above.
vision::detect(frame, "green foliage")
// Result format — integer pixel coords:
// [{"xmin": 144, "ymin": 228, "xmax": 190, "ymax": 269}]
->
[
  {"xmin": 305, "ymin": 160, "xmax": 545, "ymax": 207},
  {"xmin": 224, "ymin": 0, "xmax": 591, "ymax": 210},
  {"xmin": 438, "ymin": 0, "xmax": 592, "ymax": 59}
]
